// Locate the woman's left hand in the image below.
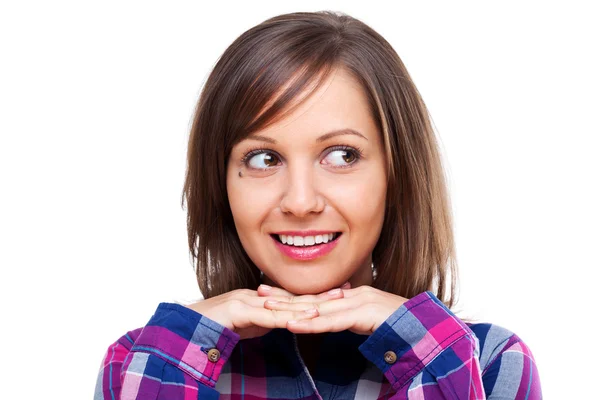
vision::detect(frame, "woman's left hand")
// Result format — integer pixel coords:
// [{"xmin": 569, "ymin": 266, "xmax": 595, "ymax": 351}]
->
[{"xmin": 257, "ymin": 284, "xmax": 408, "ymax": 336}]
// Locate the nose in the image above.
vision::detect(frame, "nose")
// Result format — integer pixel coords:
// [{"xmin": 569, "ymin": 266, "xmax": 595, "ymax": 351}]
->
[{"xmin": 279, "ymin": 162, "xmax": 325, "ymax": 217}]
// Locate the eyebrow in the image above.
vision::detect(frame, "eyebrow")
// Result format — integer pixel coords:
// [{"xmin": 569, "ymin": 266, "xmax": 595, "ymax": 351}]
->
[{"xmin": 246, "ymin": 128, "xmax": 368, "ymax": 144}]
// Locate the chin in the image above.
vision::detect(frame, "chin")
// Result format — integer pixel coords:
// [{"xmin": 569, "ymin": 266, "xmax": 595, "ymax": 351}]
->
[{"xmin": 278, "ymin": 279, "xmax": 338, "ymax": 295}]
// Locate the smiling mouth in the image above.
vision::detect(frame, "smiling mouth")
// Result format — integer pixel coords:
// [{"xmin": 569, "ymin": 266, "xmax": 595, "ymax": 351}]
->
[{"xmin": 270, "ymin": 233, "xmax": 342, "ymax": 247}]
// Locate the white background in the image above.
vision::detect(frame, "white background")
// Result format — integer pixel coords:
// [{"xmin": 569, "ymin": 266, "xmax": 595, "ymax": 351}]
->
[{"xmin": 1, "ymin": 1, "xmax": 598, "ymax": 398}]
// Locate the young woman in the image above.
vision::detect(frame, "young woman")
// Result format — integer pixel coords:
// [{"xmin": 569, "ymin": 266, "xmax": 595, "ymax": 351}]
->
[{"xmin": 95, "ymin": 11, "xmax": 542, "ymax": 399}]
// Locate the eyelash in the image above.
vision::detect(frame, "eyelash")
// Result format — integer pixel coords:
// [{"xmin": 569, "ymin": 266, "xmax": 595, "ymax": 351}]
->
[{"xmin": 240, "ymin": 144, "xmax": 364, "ymax": 171}]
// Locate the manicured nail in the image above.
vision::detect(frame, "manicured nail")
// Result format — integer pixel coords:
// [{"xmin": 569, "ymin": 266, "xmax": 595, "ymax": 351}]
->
[
  {"xmin": 328, "ymin": 288, "xmax": 341, "ymax": 295},
  {"xmin": 259, "ymin": 284, "xmax": 272, "ymax": 291}
]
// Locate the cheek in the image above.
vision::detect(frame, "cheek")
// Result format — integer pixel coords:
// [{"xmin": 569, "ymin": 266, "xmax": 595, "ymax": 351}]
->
[
  {"xmin": 328, "ymin": 168, "xmax": 387, "ymax": 231},
  {"xmin": 226, "ymin": 171, "xmax": 277, "ymax": 239}
]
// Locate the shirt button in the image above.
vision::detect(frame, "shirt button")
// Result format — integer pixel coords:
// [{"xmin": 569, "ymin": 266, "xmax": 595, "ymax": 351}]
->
[
  {"xmin": 207, "ymin": 348, "xmax": 221, "ymax": 362},
  {"xmin": 384, "ymin": 351, "xmax": 397, "ymax": 364}
]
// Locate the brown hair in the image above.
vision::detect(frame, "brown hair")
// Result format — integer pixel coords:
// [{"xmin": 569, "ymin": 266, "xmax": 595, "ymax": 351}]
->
[{"xmin": 181, "ymin": 10, "xmax": 457, "ymax": 308}]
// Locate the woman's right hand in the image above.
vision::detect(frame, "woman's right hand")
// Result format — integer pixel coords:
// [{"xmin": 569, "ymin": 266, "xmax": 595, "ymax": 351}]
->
[{"xmin": 186, "ymin": 283, "xmax": 349, "ymax": 340}]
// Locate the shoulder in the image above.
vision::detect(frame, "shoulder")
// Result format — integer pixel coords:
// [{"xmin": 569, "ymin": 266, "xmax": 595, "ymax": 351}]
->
[
  {"xmin": 399, "ymin": 293, "xmax": 540, "ymax": 391},
  {"xmin": 466, "ymin": 321, "xmax": 538, "ymax": 383}
]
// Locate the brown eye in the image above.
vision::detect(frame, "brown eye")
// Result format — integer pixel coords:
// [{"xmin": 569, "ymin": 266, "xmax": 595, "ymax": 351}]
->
[
  {"xmin": 246, "ymin": 151, "xmax": 280, "ymax": 169},
  {"xmin": 263, "ymin": 153, "xmax": 278, "ymax": 167},
  {"xmin": 323, "ymin": 148, "xmax": 360, "ymax": 167},
  {"xmin": 341, "ymin": 151, "xmax": 356, "ymax": 164}
]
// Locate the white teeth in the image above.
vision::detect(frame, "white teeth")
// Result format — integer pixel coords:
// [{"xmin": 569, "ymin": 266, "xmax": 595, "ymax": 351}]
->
[{"xmin": 276, "ymin": 233, "xmax": 339, "ymax": 246}]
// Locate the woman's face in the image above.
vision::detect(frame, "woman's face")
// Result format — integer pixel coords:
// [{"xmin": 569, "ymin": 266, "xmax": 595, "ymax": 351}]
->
[{"xmin": 226, "ymin": 68, "xmax": 387, "ymax": 295}]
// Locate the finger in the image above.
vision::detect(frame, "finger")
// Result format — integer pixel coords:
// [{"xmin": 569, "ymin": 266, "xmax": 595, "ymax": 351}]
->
[
  {"xmin": 292, "ymin": 285, "xmax": 369, "ymax": 301},
  {"xmin": 286, "ymin": 307, "xmax": 376, "ymax": 335},
  {"xmin": 257, "ymin": 284, "xmax": 294, "ymax": 297},
  {"xmin": 264, "ymin": 299, "xmax": 320, "ymax": 313},
  {"xmin": 240, "ymin": 307, "xmax": 319, "ymax": 330},
  {"xmin": 259, "ymin": 285, "xmax": 369, "ymax": 306},
  {"xmin": 257, "ymin": 283, "xmax": 349, "ymax": 298},
  {"xmin": 286, "ymin": 313, "xmax": 354, "ymax": 334},
  {"xmin": 257, "ymin": 284, "xmax": 347, "ymax": 303},
  {"xmin": 257, "ymin": 281, "xmax": 352, "ymax": 295},
  {"xmin": 268, "ymin": 288, "xmax": 346, "ymax": 304},
  {"xmin": 235, "ymin": 291, "xmax": 337, "ymax": 310},
  {"xmin": 264, "ymin": 297, "xmax": 358, "ymax": 316}
]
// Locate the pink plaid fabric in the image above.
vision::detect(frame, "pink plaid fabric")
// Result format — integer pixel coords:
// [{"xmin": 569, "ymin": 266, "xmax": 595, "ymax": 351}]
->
[{"xmin": 95, "ymin": 291, "xmax": 542, "ymax": 399}]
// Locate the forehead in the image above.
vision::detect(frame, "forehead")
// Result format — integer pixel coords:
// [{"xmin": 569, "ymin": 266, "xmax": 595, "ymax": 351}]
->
[{"xmin": 252, "ymin": 68, "xmax": 377, "ymax": 141}]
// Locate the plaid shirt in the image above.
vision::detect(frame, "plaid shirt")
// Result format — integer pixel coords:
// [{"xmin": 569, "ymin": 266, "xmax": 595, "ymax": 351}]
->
[{"xmin": 94, "ymin": 291, "xmax": 541, "ymax": 399}]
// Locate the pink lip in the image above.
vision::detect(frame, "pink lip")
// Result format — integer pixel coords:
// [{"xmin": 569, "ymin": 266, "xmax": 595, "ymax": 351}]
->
[{"xmin": 271, "ymin": 234, "xmax": 341, "ymax": 261}]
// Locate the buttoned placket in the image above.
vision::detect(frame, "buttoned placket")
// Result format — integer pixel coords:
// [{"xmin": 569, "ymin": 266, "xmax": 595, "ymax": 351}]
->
[{"xmin": 291, "ymin": 333, "xmax": 324, "ymax": 400}]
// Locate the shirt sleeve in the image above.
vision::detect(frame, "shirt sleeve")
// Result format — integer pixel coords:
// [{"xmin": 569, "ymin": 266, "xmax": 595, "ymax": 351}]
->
[
  {"xmin": 94, "ymin": 302, "xmax": 240, "ymax": 399},
  {"xmin": 358, "ymin": 291, "xmax": 542, "ymax": 399}
]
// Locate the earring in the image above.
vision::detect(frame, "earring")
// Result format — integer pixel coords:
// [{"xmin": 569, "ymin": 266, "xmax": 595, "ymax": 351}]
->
[
  {"xmin": 372, "ymin": 263, "xmax": 378, "ymax": 280},
  {"xmin": 238, "ymin": 171, "xmax": 243, "ymax": 177}
]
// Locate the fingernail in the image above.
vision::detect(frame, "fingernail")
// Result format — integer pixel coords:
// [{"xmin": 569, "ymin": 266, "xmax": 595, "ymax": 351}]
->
[
  {"xmin": 288, "ymin": 320, "xmax": 298, "ymax": 324},
  {"xmin": 341, "ymin": 282, "xmax": 351, "ymax": 289},
  {"xmin": 304, "ymin": 308, "xmax": 317, "ymax": 315},
  {"xmin": 328, "ymin": 288, "xmax": 341, "ymax": 295},
  {"xmin": 266, "ymin": 300, "xmax": 278, "ymax": 305},
  {"xmin": 259, "ymin": 284, "xmax": 272, "ymax": 291}
]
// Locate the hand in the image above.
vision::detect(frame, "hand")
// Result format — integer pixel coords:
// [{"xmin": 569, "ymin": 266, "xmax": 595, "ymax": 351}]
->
[
  {"xmin": 257, "ymin": 284, "xmax": 408, "ymax": 336},
  {"xmin": 185, "ymin": 282, "xmax": 350, "ymax": 340}
]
